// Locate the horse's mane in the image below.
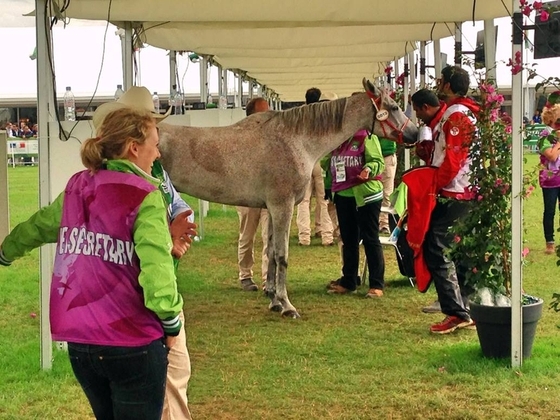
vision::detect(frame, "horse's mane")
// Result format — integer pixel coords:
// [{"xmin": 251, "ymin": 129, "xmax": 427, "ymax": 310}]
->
[{"xmin": 271, "ymin": 98, "xmax": 348, "ymax": 136}]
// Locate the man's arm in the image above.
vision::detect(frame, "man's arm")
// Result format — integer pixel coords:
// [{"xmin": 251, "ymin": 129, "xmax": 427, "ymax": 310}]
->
[{"xmin": 162, "ymin": 169, "xmax": 198, "ymax": 258}]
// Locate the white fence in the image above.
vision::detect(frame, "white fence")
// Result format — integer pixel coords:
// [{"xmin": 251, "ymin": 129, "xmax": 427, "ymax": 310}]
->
[
  {"xmin": 7, "ymin": 139, "xmax": 38, "ymax": 154},
  {"xmin": 6, "ymin": 138, "xmax": 38, "ymax": 167}
]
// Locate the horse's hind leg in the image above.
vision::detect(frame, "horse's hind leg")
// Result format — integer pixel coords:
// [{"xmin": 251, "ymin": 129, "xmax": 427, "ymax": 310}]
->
[
  {"xmin": 268, "ymin": 203, "xmax": 300, "ymax": 319},
  {"xmin": 264, "ymin": 214, "xmax": 282, "ymax": 312},
  {"xmin": 264, "ymin": 212, "xmax": 281, "ymax": 311}
]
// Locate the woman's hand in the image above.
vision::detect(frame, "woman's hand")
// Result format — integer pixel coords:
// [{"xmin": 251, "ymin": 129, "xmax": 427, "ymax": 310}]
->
[{"xmin": 357, "ymin": 167, "xmax": 371, "ymax": 181}]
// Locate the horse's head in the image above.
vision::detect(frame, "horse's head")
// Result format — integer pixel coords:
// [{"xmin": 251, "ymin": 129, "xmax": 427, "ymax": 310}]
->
[{"xmin": 362, "ymin": 78, "xmax": 418, "ymax": 145}]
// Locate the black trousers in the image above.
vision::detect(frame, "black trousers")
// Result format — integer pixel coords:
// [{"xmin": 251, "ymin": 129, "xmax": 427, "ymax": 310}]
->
[
  {"xmin": 334, "ymin": 194, "xmax": 385, "ymax": 291},
  {"xmin": 542, "ymin": 186, "xmax": 560, "ymax": 243},
  {"xmin": 423, "ymin": 199, "xmax": 473, "ymax": 320}
]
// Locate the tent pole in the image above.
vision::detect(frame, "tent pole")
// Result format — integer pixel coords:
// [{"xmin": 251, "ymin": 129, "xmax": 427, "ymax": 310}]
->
[
  {"xmin": 169, "ymin": 50, "xmax": 177, "ymax": 98},
  {"xmin": 484, "ymin": 20, "xmax": 497, "ymax": 82},
  {"xmin": 122, "ymin": 22, "xmax": 133, "ymax": 90},
  {"xmin": 510, "ymin": 4, "xmax": 524, "ymax": 368},
  {"xmin": 36, "ymin": 0, "xmax": 54, "ymax": 370}
]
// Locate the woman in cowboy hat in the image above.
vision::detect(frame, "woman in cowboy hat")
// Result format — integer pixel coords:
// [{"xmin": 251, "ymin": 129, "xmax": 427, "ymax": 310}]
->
[{"xmin": 0, "ymin": 106, "xmax": 186, "ymax": 420}]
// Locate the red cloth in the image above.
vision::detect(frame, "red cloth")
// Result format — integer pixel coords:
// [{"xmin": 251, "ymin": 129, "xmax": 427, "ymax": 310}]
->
[{"xmin": 402, "ymin": 166, "xmax": 438, "ymax": 293}]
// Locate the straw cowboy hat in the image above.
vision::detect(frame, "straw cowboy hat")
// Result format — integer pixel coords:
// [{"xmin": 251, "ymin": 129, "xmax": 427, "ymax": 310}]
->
[
  {"xmin": 319, "ymin": 92, "xmax": 338, "ymax": 101},
  {"xmin": 92, "ymin": 86, "xmax": 172, "ymax": 128}
]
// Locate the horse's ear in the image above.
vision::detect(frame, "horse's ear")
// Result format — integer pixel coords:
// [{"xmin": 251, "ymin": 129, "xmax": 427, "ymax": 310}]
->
[{"xmin": 362, "ymin": 78, "xmax": 379, "ymax": 96}]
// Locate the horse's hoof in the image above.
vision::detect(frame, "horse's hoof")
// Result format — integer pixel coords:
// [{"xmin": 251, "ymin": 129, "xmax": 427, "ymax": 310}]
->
[
  {"xmin": 269, "ymin": 303, "xmax": 283, "ymax": 312},
  {"xmin": 281, "ymin": 309, "xmax": 300, "ymax": 319}
]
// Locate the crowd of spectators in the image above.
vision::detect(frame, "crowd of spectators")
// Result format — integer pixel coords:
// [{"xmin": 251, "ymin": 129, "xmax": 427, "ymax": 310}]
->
[{"xmin": 3, "ymin": 119, "xmax": 38, "ymax": 138}]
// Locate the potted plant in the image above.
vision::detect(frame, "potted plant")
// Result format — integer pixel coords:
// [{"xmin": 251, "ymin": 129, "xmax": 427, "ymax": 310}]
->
[{"xmin": 449, "ymin": 77, "xmax": 543, "ymax": 359}]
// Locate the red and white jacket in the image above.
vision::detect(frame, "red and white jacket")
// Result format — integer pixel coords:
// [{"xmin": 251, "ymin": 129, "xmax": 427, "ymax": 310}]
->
[{"xmin": 431, "ymin": 97, "xmax": 479, "ymax": 199}]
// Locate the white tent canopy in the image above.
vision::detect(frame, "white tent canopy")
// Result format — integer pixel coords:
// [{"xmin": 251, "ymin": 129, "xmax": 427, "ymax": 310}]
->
[{"xmin": 55, "ymin": 0, "xmax": 513, "ymax": 100}]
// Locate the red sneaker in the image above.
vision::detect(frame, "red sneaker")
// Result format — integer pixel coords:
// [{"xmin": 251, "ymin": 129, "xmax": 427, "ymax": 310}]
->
[{"xmin": 430, "ymin": 315, "xmax": 474, "ymax": 334}]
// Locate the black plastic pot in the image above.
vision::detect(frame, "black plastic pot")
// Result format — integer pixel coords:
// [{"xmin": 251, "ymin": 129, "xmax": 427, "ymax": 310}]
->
[{"xmin": 469, "ymin": 298, "xmax": 543, "ymax": 359}]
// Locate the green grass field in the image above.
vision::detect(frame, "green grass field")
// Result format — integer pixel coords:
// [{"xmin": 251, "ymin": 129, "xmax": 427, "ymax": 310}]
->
[{"xmin": 1, "ymin": 155, "xmax": 560, "ymax": 419}]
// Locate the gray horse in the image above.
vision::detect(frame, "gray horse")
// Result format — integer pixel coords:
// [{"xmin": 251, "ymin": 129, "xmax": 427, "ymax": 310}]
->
[{"xmin": 158, "ymin": 79, "xmax": 417, "ymax": 318}]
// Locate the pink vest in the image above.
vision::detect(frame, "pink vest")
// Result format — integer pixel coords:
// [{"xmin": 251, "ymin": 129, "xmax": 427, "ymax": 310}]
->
[
  {"xmin": 539, "ymin": 153, "xmax": 560, "ymax": 188},
  {"xmin": 330, "ymin": 130, "xmax": 367, "ymax": 192},
  {"xmin": 51, "ymin": 170, "xmax": 164, "ymax": 347}
]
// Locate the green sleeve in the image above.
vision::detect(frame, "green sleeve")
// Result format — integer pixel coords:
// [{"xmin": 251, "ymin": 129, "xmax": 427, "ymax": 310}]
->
[
  {"xmin": 363, "ymin": 135, "xmax": 385, "ymax": 177},
  {"xmin": 133, "ymin": 190, "xmax": 183, "ymax": 336},
  {"xmin": 320, "ymin": 154, "xmax": 331, "ymax": 172},
  {"xmin": 320, "ymin": 154, "xmax": 332, "ymax": 189},
  {"xmin": 539, "ymin": 136, "xmax": 553, "ymax": 154},
  {"xmin": 0, "ymin": 192, "xmax": 64, "ymax": 264}
]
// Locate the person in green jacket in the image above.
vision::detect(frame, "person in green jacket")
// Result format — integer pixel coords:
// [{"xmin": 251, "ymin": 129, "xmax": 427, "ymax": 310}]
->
[
  {"xmin": 0, "ymin": 107, "xmax": 186, "ymax": 420},
  {"xmin": 324, "ymin": 129, "xmax": 386, "ymax": 298}
]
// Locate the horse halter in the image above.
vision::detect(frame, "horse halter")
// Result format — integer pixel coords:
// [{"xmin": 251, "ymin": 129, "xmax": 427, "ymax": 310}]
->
[{"xmin": 365, "ymin": 90, "xmax": 411, "ymax": 144}]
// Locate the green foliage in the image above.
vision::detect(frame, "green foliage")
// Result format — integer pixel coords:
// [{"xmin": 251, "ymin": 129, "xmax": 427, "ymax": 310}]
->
[{"xmin": 450, "ymin": 81, "xmax": 518, "ymax": 298}]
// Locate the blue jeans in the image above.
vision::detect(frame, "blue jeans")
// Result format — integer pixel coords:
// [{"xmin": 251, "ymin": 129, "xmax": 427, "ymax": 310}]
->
[{"xmin": 68, "ymin": 339, "xmax": 168, "ymax": 420}]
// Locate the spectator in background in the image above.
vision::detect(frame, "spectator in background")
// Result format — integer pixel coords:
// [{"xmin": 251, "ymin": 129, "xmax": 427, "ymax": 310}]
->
[
  {"xmin": 5, "ymin": 123, "xmax": 17, "ymax": 138},
  {"xmin": 533, "ymin": 109, "xmax": 542, "ymax": 124},
  {"xmin": 20, "ymin": 125, "xmax": 34, "ymax": 138},
  {"xmin": 236, "ymin": 97, "xmax": 270, "ymax": 291},
  {"xmin": 378, "ymin": 137, "xmax": 397, "ymax": 234},
  {"xmin": 296, "ymin": 88, "xmax": 334, "ymax": 246},
  {"xmin": 305, "ymin": 87, "xmax": 322, "ymax": 105},
  {"xmin": 539, "ymin": 98, "xmax": 560, "ymax": 254}
]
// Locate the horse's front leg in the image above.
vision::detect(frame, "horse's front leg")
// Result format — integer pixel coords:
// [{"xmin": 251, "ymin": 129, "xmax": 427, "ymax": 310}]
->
[{"xmin": 268, "ymin": 203, "xmax": 300, "ymax": 319}]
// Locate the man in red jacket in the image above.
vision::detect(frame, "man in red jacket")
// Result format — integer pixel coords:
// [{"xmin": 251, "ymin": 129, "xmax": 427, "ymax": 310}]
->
[{"xmin": 411, "ymin": 66, "xmax": 480, "ymax": 334}]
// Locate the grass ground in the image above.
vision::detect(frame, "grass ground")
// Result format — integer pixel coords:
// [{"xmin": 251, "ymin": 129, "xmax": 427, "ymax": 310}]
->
[{"xmin": 1, "ymin": 154, "xmax": 560, "ymax": 419}]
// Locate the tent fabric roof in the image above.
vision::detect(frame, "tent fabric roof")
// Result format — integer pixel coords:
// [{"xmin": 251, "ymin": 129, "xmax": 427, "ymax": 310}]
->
[{"xmin": 58, "ymin": 0, "xmax": 513, "ymax": 101}]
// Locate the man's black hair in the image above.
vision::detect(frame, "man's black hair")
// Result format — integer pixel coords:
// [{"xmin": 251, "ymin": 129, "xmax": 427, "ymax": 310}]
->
[
  {"xmin": 411, "ymin": 88, "xmax": 440, "ymax": 108},
  {"xmin": 441, "ymin": 65, "xmax": 470, "ymax": 96},
  {"xmin": 305, "ymin": 87, "xmax": 322, "ymax": 105}
]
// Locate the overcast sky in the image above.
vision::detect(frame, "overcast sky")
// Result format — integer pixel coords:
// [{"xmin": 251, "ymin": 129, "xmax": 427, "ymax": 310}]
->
[{"xmin": 1, "ymin": 0, "xmax": 560, "ymax": 100}]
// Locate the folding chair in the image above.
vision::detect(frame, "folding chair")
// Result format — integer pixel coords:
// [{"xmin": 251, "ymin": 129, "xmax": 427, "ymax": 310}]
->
[{"xmin": 361, "ymin": 205, "xmax": 415, "ymax": 287}]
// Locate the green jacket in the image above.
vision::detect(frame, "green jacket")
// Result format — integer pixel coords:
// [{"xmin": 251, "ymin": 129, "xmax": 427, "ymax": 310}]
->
[
  {"xmin": 321, "ymin": 133, "xmax": 385, "ymax": 207},
  {"xmin": 379, "ymin": 137, "xmax": 397, "ymax": 157}
]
